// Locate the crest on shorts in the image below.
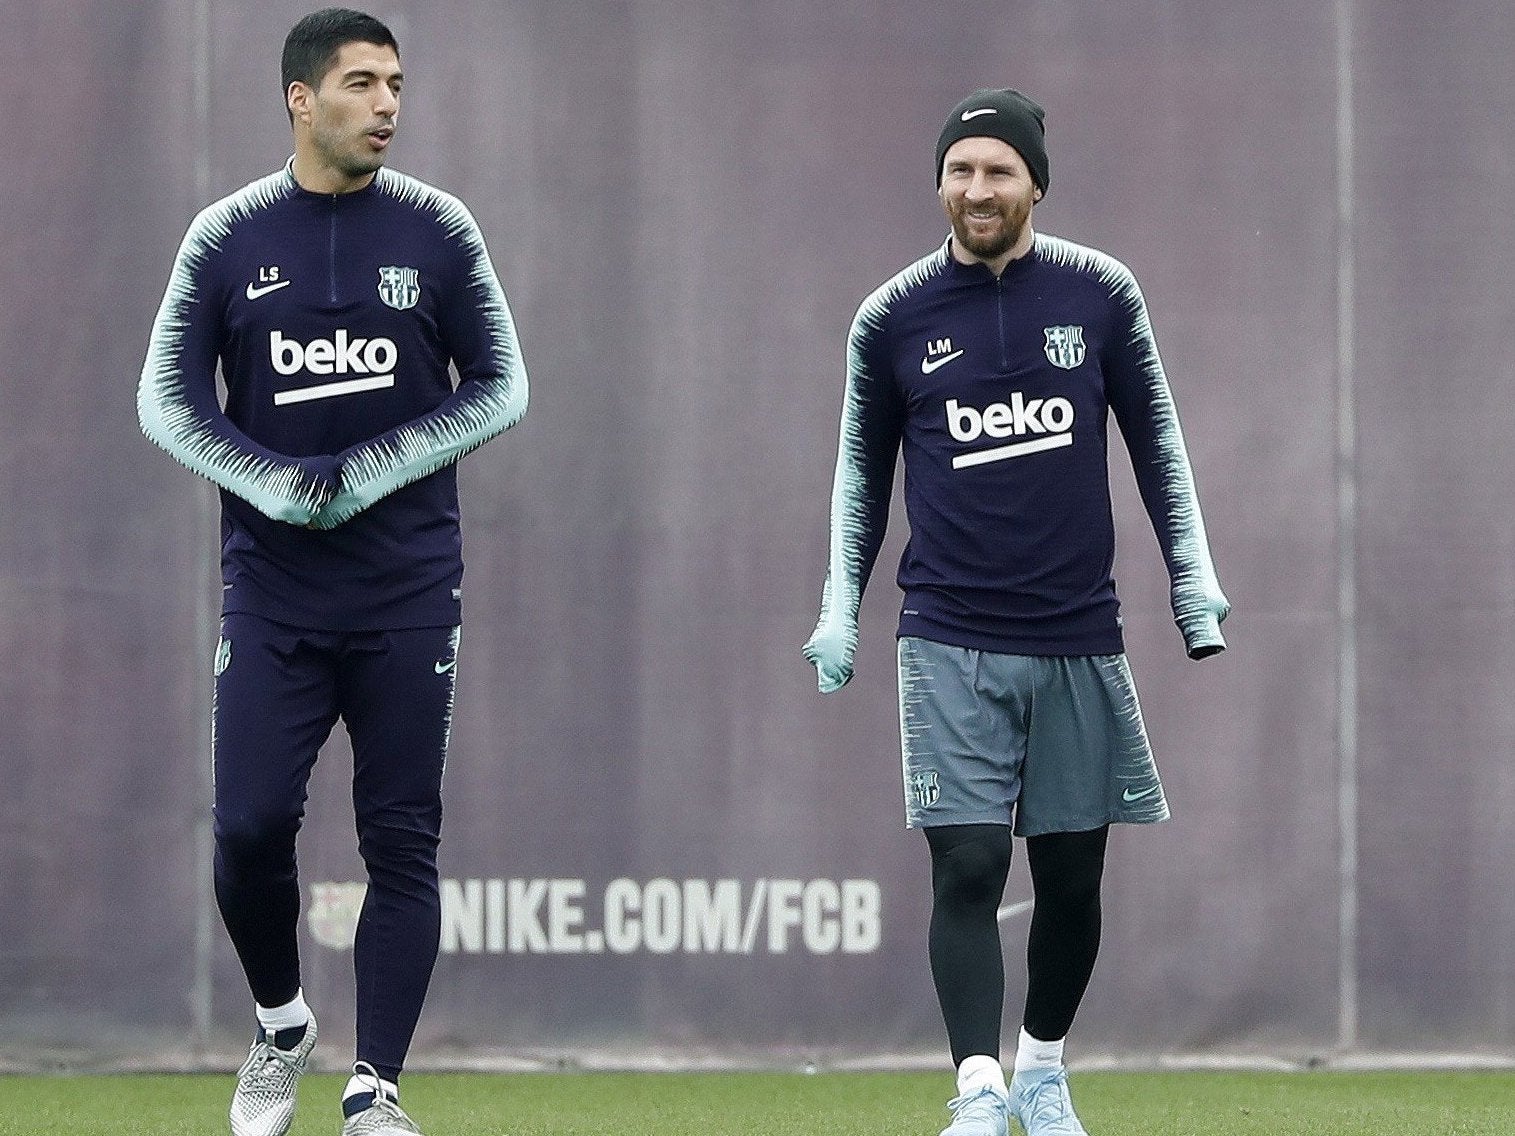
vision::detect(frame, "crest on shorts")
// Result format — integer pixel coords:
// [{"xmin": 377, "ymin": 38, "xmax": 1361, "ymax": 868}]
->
[
  {"xmin": 1043, "ymin": 325, "xmax": 1086, "ymax": 369},
  {"xmin": 307, "ymin": 881, "xmax": 367, "ymax": 951},
  {"xmin": 908, "ymin": 770, "xmax": 940, "ymax": 810},
  {"xmin": 377, "ymin": 266, "xmax": 421, "ymax": 310},
  {"xmin": 213, "ymin": 637, "xmax": 232, "ymax": 677}
]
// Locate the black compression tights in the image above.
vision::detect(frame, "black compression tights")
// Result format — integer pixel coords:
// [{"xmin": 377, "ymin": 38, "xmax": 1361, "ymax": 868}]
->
[
  {"xmin": 1023, "ymin": 825, "xmax": 1109, "ymax": 1041},
  {"xmin": 925, "ymin": 824, "xmax": 1109, "ymax": 1063},
  {"xmin": 926, "ymin": 825, "xmax": 1012, "ymax": 1064}
]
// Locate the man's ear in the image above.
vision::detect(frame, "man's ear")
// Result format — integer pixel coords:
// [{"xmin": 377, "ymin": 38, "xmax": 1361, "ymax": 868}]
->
[{"xmin": 288, "ymin": 81, "xmax": 312, "ymax": 124}]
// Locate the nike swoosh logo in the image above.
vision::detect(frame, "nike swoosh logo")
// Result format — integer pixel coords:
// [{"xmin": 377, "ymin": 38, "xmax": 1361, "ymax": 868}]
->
[
  {"xmin": 961, "ymin": 108, "xmax": 997, "ymax": 121},
  {"xmin": 1122, "ymin": 784, "xmax": 1161, "ymax": 803},
  {"xmin": 434, "ymin": 660, "xmax": 456, "ymax": 674},
  {"xmin": 245, "ymin": 279, "xmax": 292, "ymax": 300},
  {"xmin": 920, "ymin": 349, "xmax": 964, "ymax": 374}
]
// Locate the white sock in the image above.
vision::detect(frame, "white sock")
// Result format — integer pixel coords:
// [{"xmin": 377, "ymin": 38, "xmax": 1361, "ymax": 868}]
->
[
  {"xmin": 344, "ymin": 1072, "xmax": 399, "ymax": 1103},
  {"xmin": 956, "ymin": 1053, "xmax": 1008, "ymax": 1096},
  {"xmin": 255, "ymin": 990, "xmax": 311, "ymax": 1034},
  {"xmin": 1013, "ymin": 1027, "xmax": 1065, "ymax": 1075}
]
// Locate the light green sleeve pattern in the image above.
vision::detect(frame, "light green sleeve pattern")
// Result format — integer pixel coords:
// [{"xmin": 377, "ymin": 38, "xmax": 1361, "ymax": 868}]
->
[
  {"xmin": 802, "ymin": 318, "xmax": 877, "ymax": 691},
  {"xmin": 1047, "ymin": 236, "xmax": 1230, "ymax": 657},
  {"xmin": 311, "ymin": 175, "xmax": 528, "ymax": 528},
  {"xmin": 805, "ymin": 255, "xmax": 932, "ymax": 691},
  {"xmin": 137, "ymin": 174, "xmax": 334, "ymax": 525}
]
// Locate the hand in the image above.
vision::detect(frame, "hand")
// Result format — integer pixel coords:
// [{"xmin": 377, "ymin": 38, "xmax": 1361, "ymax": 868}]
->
[
  {"xmin": 278, "ymin": 455, "xmax": 340, "ymax": 527},
  {"xmin": 308, "ymin": 444, "xmax": 384, "ymax": 528},
  {"xmin": 1178, "ymin": 591, "xmax": 1231, "ymax": 660},
  {"xmin": 307, "ymin": 487, "xmax": 365, "ymax": 530},
  {"xmin": 803, "ymin": 618, "xmax": 858, "ymax": 693}
]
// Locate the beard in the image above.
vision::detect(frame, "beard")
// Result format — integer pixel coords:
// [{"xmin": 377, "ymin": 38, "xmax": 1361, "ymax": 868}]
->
[
  {"xmin": 947, "ymin": 194, "xmax": 1033, "ymax": 262},
  {"xmin": 332, "ymin": 140, "xmax": 388, "ymax": 179},
  {"xmin": 311, "ymin": 124, "xmax": 390, "ymax": 182}
]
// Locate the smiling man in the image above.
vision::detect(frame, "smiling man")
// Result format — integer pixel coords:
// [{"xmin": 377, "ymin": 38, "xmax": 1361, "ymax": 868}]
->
[
  {"xmin": 138, "ymin": 9, "xmax": 528, "ymax": 1136},
  {"xmin": 805, "ymin": 89, "xmax": 1229, "ymax": 1136}
]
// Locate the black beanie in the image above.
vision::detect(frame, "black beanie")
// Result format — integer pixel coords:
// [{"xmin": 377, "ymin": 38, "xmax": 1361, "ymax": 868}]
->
[{"xmin": 935, "ymin": 88, "xmax": 1048, "ymax": 194}]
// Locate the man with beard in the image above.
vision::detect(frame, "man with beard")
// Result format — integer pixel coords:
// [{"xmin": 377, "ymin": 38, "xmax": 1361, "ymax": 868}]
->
[
  {"xmin": 804, "ymin": 89, "xmax": 1228, "ymax": 1136},
  {"xmin": 139, "ymin": 9, "xmax": 528, "ymax": 1136}
]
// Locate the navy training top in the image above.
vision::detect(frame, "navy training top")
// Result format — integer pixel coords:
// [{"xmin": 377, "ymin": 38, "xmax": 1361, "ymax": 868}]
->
[
  {"xmin": 139, "ymin": 161, "xmax": 528, "ymax": 631},
  {"xmin": 815, "ymin": 233, "xmax": 1226, "ymax": 657}
]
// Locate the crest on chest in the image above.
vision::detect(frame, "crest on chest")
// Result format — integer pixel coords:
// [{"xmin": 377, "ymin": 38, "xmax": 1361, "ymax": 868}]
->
[
  {"xmin": 1043, "ymin": 325, "xmax": 1086, "ymax": 370},
  {"xmin": 377, "ymin": 265, "xmax": 421, "ymax": 311}
]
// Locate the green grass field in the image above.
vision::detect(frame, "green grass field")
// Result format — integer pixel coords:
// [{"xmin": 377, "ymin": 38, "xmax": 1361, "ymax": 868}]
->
[{"xmin": 4, "ymin": 1069, "xmax": 1515, "ymax": 1134}]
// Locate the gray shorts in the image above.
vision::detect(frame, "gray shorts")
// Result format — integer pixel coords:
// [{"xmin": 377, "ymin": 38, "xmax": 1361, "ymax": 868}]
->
[{"xmin": 897, "ymin": 636, "xmax": 1169, "ymax": 836}]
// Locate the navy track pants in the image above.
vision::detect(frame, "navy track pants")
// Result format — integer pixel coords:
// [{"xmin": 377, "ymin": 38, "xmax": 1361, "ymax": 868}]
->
[{"xmin": 211, "ymin": 613, "xmax": 460, "ymax": 1081}]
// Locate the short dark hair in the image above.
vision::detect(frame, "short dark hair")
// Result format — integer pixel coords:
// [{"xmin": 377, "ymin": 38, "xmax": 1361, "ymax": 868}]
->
[{"xmin": 281, "ymin": 8, "xmax": 399, "ymax": 117}]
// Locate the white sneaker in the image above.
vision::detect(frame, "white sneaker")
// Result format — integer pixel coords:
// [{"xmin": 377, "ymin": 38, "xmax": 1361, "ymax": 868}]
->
[
  {"xmin": 342, "ymin": 1062, "xmax": 424, "ymax": 1136},
  {"xmin": 941, "ymin": 1083, "xmax": 1010, "ymax": 1136},
  {"xmin": 1009, "ymin": 1066, "xmax": 1089, "ymax": 1136},
  {"xmin": 229, "ymin": 1016, "xmax": 317, "ymax": 1136}
]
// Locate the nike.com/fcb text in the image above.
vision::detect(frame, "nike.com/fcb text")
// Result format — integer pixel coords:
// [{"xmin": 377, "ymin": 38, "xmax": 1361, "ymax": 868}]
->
[
  {"xmin": 439, "ymin": 877, "xmax": 883, "ymax": 955},
  {"xmin": 309, "ymin": 877, "xmax": 884, "ymax": 956}
]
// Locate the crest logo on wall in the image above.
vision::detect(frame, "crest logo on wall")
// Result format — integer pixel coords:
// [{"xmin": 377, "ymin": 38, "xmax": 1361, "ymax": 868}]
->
[
  {"xmin": 378, "ymin": 266, "xmax": 421, "ymax": 311},
  {"xmin": 308, "ymin": 881, "xmax": 368, "ymax": 950},
  {"xmin": 1043, "ymin": 325, "xmax": 1086, "ymax": 370}
]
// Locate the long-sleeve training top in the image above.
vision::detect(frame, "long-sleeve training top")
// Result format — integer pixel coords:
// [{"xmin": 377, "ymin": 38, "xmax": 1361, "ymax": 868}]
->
[
  {"xmin": 815, "ymin": 233, "xmax": 1227, "ymax": 658},
  {"xmin": 139, "ymin": 162, "xmax": 528, "ymax": 631}
]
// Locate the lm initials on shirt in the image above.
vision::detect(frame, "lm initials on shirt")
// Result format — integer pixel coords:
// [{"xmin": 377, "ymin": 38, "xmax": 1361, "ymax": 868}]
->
[{"xmin": 921, "ymin": 337, "xmax": 964, "ymax": 375}]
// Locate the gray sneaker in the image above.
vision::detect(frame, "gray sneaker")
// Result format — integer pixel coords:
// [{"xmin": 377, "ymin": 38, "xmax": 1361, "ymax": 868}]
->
[
  {"xmin": 342, "ymin": 1062, "xmax": 423, "ymax": 1136},
  {"xmin": 229, "ymin": 1015, "xmax": 318, "ymax": 1136}
]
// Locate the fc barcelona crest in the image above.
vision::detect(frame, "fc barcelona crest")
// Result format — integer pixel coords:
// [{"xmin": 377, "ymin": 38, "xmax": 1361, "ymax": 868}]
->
[
  {"xmin": 909, "ymin": 770, "xmax": 941, "ymax": 810},
  {"xmin": 378, "ymin": 266, "xmax": 421, "ymax": 310},
  {"xmin": 1043, "ymin": 325, "xmax": 1086, "ymax": 370}
]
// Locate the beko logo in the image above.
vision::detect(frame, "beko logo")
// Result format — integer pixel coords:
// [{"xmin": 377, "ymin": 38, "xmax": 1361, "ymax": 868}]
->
[
  {"xmin": 945, "ymin": 395, "xmax": 1075, "ymax": 469},
  {"xmin": 270, "ymin": 330, "xmax": 398, "ymax": 406}
]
